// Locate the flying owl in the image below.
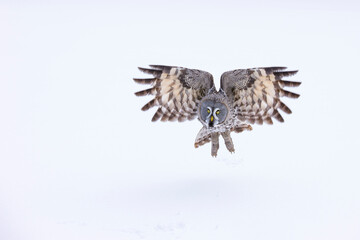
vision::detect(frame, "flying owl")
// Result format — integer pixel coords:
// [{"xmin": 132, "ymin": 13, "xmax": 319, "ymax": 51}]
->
[{"xmin": 134, "ymin": 65, "xmax": 300, "ymax": 156}]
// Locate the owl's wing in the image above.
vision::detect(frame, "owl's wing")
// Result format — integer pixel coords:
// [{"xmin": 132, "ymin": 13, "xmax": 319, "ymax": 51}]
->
[
  {"xmin": 134, "ymin": 65, "xmax": 215, "ymax": 122},
  {"xmin": 220, "ymin": 67, "xmax": 300, "ymax": 125}
]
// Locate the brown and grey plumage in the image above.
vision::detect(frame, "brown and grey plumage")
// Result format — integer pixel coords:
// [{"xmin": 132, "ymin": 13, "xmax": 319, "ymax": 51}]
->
[{"xmin": 134, "ymin": 65, "xmax": 301, "ymax": 157}]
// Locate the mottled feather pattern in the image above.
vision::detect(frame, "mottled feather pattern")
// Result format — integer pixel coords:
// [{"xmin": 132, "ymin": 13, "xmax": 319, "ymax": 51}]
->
[
  {"xmin": 134, "ymin": 65, "xmax": 214, "ymax": 122},
  {"xmin": 221, "ymin": 67, "xmax": 300, "ymax": 125}
]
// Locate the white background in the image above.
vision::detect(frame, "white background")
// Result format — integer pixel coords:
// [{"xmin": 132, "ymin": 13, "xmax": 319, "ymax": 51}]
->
[{"xmin": 1, "ymin": 1, "xmax": 360, "ymax": 239}]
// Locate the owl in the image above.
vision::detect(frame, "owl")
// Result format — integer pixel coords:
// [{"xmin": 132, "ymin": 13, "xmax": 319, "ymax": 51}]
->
[{"xmin": 134, "ymin": 65, "xmax": 300, "ymax": 156}]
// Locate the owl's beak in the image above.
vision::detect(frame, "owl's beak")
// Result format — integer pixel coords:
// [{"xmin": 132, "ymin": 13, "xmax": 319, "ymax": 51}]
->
[{"xmin": 208, "ymin": 115, "xmax": 214, "ymax": 128}]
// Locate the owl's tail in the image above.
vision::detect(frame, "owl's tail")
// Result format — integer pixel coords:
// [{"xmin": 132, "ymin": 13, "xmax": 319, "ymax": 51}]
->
[
  {"xmin": 194, "ymin": 127, "xmax": 211, "ymax": 149},
  {"xmin": 194, "ymin": 127, "xmax": 219, "ymax": 157}
]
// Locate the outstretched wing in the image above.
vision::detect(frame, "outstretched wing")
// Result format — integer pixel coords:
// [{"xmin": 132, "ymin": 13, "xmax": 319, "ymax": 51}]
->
[
  {"xmin": 134, "ymin": 65, "xmax": 215, "ymax": 122},
  {"xmin": 220, "ymin": 67, "xmax": 300, "ymax": 125}
]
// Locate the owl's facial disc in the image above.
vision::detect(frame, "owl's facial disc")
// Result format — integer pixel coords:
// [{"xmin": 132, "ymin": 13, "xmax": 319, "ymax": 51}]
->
[{"xmin": 200, "ymin": 100, "xmax": 228, "ymax": 128}]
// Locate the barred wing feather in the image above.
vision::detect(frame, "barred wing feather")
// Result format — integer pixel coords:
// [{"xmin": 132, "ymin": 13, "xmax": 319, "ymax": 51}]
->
[
  {"xmin": 134, "ymin": 65, "xmax": 215, "ymax": 122},
  {"xmin": 220, "ymin": 67, "xmax": 301, "ymax": 125}
]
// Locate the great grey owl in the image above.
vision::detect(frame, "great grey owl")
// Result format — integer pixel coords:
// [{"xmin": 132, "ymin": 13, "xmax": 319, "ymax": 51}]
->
[{"xmin": 134, "ymin": 65, "xmax": 300, "ymax": 156}]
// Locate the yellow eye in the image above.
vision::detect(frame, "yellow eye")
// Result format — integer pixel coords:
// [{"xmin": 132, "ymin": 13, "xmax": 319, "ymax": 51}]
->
[
  {"xmin": 207, "ymin": 109, "xmax": 210, "ymax": 113},
  {"xmin": 216, "ymin": 110, "xmax": 220, "ymax": 115}
]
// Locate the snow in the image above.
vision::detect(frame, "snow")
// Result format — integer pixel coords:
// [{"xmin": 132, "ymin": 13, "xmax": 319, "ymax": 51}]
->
[{"xmin": 1, "ymin": 1, "xmax": 360, "ymax": 239}]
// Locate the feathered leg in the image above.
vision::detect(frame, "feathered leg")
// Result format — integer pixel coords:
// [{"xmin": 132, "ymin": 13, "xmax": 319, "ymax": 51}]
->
[
  {"xmin": 221, "ymin": 131, "xmax": 235, "ymax": 153},
  {"xmin": 211, "ymin": 132, "xmax": 220, "ymax": 157}
]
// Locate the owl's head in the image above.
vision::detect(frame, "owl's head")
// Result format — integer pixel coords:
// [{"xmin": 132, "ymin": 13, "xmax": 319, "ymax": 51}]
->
[{"xmin": 199, "ymin": 93, "xmax": 230, "ymax": 128}]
